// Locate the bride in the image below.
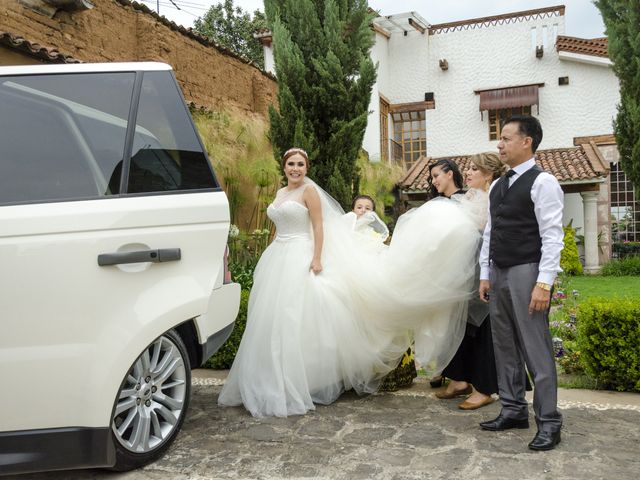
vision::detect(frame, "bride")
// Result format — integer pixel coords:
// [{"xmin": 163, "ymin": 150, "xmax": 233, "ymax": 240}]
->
[{"xmin": 218, "ymin": 148, "xmax": 482, "ymax": 418}]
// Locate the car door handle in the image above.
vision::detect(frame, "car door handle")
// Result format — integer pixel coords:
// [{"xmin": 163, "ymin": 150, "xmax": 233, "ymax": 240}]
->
[{"xmin": 98, "ymin": 248, "xmax": 181, "ymax": 266}]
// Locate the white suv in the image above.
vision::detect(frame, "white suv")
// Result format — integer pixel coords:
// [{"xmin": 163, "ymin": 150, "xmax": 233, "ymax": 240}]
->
[{"xmin": 0, "ymin": 62, "xmax": 240, "ymax": 474}]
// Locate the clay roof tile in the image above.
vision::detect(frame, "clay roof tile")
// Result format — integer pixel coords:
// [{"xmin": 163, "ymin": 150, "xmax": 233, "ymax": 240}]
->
[{"xmin": 398, "ymin": 146, "xmax": 605, "ymax": 192}]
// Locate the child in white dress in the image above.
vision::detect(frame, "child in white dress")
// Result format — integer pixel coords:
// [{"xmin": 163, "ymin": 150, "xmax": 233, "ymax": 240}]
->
[{"xmin": 342, "ymin": 195, "xmax": 389, "ymax": 252}]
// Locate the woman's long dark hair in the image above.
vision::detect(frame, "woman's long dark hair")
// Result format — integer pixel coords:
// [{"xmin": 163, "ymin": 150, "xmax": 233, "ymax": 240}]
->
[{"xmin": 427, "ymin": 158, "xmax": 464, "ymax": 198}]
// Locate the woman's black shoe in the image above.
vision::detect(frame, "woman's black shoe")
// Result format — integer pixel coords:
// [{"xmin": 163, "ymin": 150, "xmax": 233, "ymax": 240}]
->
[{"xmin": 429, "ymin": 375, "xmax": 444, "ymax": 388}]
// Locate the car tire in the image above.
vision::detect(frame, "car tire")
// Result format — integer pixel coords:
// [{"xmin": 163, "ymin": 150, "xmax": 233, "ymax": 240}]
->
[{"xmin": 109, "ymin": 329, "xmax": 191, "ymax": 471}]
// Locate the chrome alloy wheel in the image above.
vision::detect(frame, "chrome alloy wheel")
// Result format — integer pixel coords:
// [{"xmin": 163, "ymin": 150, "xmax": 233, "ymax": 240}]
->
[{"xmin": 112, "ymin": 335, "xmax": 188, "ymax": 453}]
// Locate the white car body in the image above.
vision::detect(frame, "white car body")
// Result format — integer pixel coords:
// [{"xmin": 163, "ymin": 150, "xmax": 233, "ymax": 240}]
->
[{"xmin": 0, "ymin": 62, "xmax": 240, "ymax": 474}]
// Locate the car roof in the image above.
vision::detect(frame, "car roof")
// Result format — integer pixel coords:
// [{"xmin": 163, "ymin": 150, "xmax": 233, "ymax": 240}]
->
[{"xmin": 0, "ymin": 62, "xmax": 173, "ymax": 76}]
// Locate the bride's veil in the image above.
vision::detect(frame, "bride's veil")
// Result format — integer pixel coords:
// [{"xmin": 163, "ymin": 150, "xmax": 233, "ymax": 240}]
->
[{"xmin": 304, "ymin": 177, "xmax": 479, "ymax": 377}]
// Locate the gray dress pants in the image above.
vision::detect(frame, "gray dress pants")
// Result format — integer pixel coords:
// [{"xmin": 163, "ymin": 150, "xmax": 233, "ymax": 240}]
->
[{"xmin": 489, "ymin": 262, "xmax": 563, "ymax": 433}]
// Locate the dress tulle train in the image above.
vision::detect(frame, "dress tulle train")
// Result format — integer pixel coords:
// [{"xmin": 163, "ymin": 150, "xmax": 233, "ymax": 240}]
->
[{"xmin": 218, "ymin": 182, "xmax": 481, "ymax": 417}]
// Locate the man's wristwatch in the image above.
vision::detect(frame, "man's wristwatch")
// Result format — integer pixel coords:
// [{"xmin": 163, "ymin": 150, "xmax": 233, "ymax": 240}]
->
[{"xmin": 535, "ymin": 282, "xmax": 552, "ymax": 291}]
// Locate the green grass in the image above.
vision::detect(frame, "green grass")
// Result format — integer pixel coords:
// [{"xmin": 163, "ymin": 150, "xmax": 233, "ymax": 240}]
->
[
  {"xmin": 558, "ymin": 275, "xmax": 640, "ymax": 299},
  {"xmin": 557, "ymin": 373, "xmax": 601, "ymax": 390}
]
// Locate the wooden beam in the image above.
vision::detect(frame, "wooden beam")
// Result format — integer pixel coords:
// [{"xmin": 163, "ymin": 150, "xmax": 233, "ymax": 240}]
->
[
  {"xmin": 573, "ymin": 134, "xmax": 616, "ymax": 146},
  {"xmin": 372, "ymin": 23, "xmax": 391, "ymax": 39},
  {"xmin": 408, "ymin": 18, "xmax": 426, "ymax": 34},
  {"xmin": 560, "ymin": 183, "xmax": 601, "ymax": 194},
  {"xmin": 390, "ymin": 100, "xmax": 435, "ymax": 113}
]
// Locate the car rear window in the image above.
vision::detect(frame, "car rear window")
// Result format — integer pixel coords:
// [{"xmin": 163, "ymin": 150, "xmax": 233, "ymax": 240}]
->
[{"xmin": 0, "ymin": 70, "xmax": 217, "ymax": 206}]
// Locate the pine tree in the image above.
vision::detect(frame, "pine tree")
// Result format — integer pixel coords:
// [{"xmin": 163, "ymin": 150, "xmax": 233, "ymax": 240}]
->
[
  {"xmin": 596, "ymin": 0, "xmax": 640, "ymax": 193},
  {"xmin": 193, "ymin": 0, "xmax": 267, "ymax": 68},
  {"xmin": 264, "ymin": 0, "xmax": 377, "ymax": 207}
]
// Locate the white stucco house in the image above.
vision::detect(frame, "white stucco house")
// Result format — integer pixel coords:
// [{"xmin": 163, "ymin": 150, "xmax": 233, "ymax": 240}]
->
[{"xmin": 257, "ymin": 5, "xmax": 639, "ymax": 272}]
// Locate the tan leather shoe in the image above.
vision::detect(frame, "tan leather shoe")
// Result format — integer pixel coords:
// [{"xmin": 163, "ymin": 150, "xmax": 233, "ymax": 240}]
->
[
  {"xmin": 458, "ymin": 395, "xmax": 495, "ymax": 410},
  {"xmin": 435, "ymin": 385, "xmax": 472, "ymax": 399}
]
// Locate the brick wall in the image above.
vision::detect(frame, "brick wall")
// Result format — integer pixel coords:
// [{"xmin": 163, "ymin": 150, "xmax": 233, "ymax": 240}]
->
[{"xmin": 0, "ymin": 0, "xmax": 277, "ymax": 116}]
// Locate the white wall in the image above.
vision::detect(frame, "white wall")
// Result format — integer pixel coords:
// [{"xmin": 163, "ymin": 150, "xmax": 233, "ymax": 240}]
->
[
  {"xmin": 564, "ymin": 192, "xmax": 584, "ymax": 232},
  {"xmin": 363, "ymin": 13, "xmax": 620, "ymax": 160},
  {"xmin": 363, "ymin": 30, "xmax": 391, "ymax": 162}
]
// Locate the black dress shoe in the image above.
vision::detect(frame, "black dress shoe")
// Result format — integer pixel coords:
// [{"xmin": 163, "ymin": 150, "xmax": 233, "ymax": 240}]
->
[
  {"xmin": 528, "ymin": 430, "xmax": 561, "ymax": 451},
  {"xmin": 480, "ymin": 414, "xmax": 530, "ymax": 431}
]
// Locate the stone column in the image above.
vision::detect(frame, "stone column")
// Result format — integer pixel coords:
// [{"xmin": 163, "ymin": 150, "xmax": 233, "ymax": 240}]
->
[{"xmin": 581, "ymin": 191, "xmax": 600, "ymax": 274}]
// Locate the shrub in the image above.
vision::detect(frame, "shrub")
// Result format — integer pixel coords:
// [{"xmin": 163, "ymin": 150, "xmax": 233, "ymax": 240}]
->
[
  {"xmin": 206, "ymin": 289, "xmax": 250, "ymax": 369},
  {"xmin": 357, "ymin": 151, "xmax": 405, "ymax": 224},
  {"xmin": 560, "ymin": 223, "xmax": 583, "ymax": 275},
  {"xmin": 612, "ymin": 241, "xmax": 640, "ymax": 258},
  {"xmin": 601, "ymin": 255, "xmax": 640, "ymax": 276},
  {"xmin": 577, "ymin": 298, "xmax": 640, "ymax": 392}
]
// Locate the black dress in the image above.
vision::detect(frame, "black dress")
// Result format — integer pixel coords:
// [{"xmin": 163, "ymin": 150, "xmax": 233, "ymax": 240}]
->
[
  {"xmin": 442, "ymin": 193, "xmax": 499, "ymax": 395},
  {"xmin": 441, "ymin": 311, "xmax": 499, "ymax": 395}
]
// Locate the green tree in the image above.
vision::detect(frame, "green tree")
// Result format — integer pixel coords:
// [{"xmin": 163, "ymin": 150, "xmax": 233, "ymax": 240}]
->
[
  {"xmin": 193, "ymin": 0, "xmax": 267, "ymax": 68},
  {"xmin": 265, "ymin": 0, "xmax": 377, "ymax": 207},
  {"xmin": 596, "ymin": 0, "xmax": 640, "ymax": 193}
]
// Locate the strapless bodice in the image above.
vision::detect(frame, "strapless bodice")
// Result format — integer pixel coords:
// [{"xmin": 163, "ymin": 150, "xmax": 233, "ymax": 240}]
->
[{"xmin": 267, "ymin": 201, "xmax": 310, "ymax": 239}]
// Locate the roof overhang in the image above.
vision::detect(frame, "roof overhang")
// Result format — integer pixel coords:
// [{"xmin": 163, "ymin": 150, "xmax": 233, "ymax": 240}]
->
[
  {"xmin": 373, "ymin": 12, "xmax": 430, "ymax": 35},
  {"xmin": 475, "ymin": 83, "xmax": 544, "ymax": 111},
  {"xmin": 558, "ymin": 51, "xmax": 613, "ymax": 67}
]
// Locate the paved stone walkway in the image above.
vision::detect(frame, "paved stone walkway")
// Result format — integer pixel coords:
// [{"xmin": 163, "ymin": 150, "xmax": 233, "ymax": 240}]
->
[{"xmin": 12, "ymin": 370, "xmax": 640, "ymax": 480}]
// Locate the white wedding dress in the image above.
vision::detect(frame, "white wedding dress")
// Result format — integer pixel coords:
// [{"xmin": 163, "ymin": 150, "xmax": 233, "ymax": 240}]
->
[{"xmin": 218, "ymin": 180, "xmax": 482, "ymax": 418}]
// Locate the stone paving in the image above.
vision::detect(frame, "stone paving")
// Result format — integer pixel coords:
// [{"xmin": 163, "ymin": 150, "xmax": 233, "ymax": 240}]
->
[{"xmin": 11, "ymin": 371, "xmax": 640, "ymax": 480}]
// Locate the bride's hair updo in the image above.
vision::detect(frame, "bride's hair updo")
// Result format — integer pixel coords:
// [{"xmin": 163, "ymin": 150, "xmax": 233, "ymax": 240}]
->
[
  {"xmin": 282, "ymin": 147, "xmax": 309, "ymax": 167},
  {"xmin": 470, "ymin": 152, "xmax": 508, "ymax": 181}
]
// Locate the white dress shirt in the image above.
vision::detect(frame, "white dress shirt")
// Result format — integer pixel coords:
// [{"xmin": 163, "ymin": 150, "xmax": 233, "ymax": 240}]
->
[{"xmin": 479, "ymin": 158, "xmax": 564, "ymax": 285}]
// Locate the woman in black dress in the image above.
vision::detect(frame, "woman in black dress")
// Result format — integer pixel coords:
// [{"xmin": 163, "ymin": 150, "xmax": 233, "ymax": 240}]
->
[{"xmin": 435, "ymin": 152, "xmax": 507, "ymax": 409}]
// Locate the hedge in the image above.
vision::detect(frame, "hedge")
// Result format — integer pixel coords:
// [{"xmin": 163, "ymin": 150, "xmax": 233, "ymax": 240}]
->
[
  {"xmin": 600, "ymin": 255, "xmax": 640, "ymax": 276},
  {"xmin": 577, "ymin": 298, "xmax": 640, "ymax": 392}
]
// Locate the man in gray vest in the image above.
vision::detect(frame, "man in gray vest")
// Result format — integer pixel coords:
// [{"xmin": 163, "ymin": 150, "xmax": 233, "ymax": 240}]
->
[{"xmin": 478, "ymin": 115, "xmax": 564, "ymax": 451}]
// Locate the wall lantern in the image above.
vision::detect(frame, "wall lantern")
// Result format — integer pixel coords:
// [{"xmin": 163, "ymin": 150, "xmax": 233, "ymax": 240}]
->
[
  {"xmin": 439, "ymin": 59, "xmax": 449, "ymax": 71},
  {"xmin": 536, "ymin": 45, "xmax": 544, "ymax": 59}
]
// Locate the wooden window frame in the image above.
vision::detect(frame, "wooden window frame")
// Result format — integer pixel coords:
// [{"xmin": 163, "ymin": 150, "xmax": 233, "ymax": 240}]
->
[
  {"xmin": 610, "ymin": 162, "xmax": 640, "ymax": 242},
  {"xmin": 379, "ymin": 96, "xmax": 390, "ymax": 162},
  {"xmin": 488, "ymin": 105, "xmax": 532, "ymax": 140},
  {"xmin": 392, "ymin": 110, "xmax": 426, "ymax": 170}
]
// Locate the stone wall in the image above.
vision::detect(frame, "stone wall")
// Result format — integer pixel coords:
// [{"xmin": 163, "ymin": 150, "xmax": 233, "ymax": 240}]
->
[{"xmin": 0, "ymin": 0, "xmax": 277, "ymax": 116}]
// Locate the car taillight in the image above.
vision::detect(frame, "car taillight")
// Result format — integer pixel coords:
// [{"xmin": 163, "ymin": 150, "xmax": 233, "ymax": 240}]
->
[{"xmin": 223, "ymin": 245, "xmax": 232, "ymax": 284}]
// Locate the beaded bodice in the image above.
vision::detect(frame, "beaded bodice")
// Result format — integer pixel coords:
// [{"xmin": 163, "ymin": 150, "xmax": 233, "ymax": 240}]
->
[{"xmin": 267, "ymin": 185, "xmax": 311, "ymax": 238}]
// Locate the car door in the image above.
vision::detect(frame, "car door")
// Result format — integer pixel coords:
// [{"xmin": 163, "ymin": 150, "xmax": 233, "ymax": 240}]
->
[{"xmin": 0, "ymin": 65, "xmax": 229, "ymax": 433}]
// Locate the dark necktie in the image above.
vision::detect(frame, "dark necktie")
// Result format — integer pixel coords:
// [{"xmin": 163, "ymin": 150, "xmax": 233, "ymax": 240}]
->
[{"xmin": 499, "ymin": 169, "xmax": 517, "ymax": 201}]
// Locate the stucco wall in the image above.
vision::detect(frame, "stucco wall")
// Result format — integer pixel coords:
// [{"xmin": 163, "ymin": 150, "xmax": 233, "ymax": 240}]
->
[
  {"xmin": 364, "ymin": 13, "xmax": 620, "ymax": 159},
  {"xmin": 363, "ymin": 30, "xmax": 390, "ymax": 162},
  {"xmin": 0, "ymin": 0, "xmax": 277, "ymax": 116}
]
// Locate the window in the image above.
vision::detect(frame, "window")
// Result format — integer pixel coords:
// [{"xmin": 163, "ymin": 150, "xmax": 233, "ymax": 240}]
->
[
  {"xmin": 610, "ymin": 162, "xmax": 640, "ymax": 242},
  {"xmin": 0, "ymin": 69, "xmax": 217, "ymax": 206},
  {"xmin": 127, "ymin": 71, "xmax": 217, "ymax": 194},
  {"xmin": 489, "ymin": 105, "xmax": 532, "ymax": 140},
  {"xmin": 0, "ymin": 72, "xmax": 135, "ymax": 205},
  {"xmin": 392, "ymin": 110, "xmax": 426, "ymax": 170},
  {"xmin": 379, "ymin": 96, "xmax": 390, "ymax": 162}
]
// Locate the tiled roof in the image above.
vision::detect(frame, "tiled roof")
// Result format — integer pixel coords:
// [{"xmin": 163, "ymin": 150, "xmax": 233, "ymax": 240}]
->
[
  {"xmin": 399, "ymin": 145, "xmax": 609, "ymax": 192},
  {"xmin": 556, "ymin": 35, "xmax": 609, "ymax": 58},
  {"xmin": 0, "ymin": 31, "xmax": 82, "ymax": 63}
]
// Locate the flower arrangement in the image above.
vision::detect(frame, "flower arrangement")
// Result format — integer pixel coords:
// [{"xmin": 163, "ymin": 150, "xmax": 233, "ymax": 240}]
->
[{"xmin": 379, "ymin": 347, "xmax": 417, "ymax": 392}]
